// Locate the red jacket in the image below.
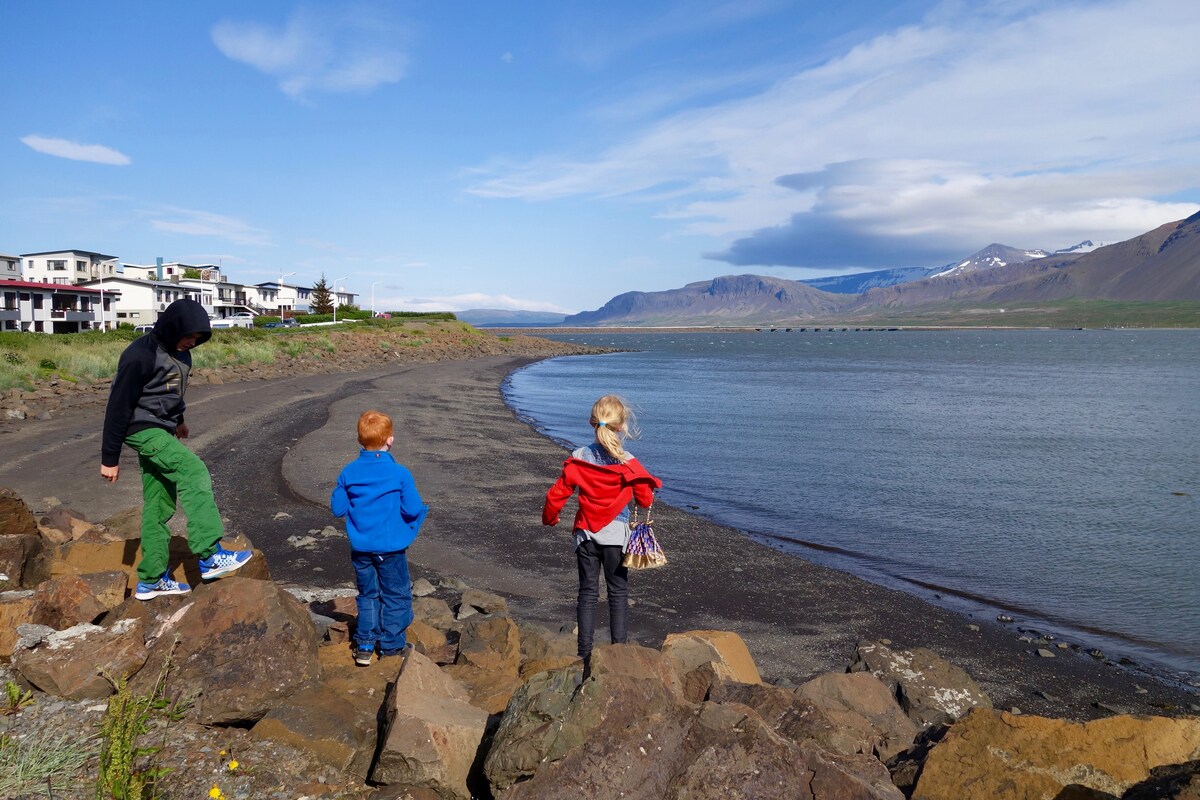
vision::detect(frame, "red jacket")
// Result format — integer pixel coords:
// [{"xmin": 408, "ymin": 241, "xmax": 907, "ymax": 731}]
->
[{"xmin": 543, "ymin": 456, "xmax": 662, "ymax": 532}]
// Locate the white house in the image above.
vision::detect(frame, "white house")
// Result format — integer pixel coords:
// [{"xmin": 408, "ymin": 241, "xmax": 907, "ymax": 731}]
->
[
  {"xmin": 79, "ymin": 276, "xmax": 201, "ymax": 329},
  {"xmin": 0, "ymin": 280, "xmax": 113, "ymax": 333},
  {"xmin": 21, "ymin": 250, "xmax": 118, "ymax": 285},
  {"xmin": 0, "ymin": 254, "xmax": 20, "ymax": 281}
]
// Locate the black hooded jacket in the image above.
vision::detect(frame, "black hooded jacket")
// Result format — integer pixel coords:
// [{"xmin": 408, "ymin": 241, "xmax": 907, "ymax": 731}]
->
[{"xmin": 101, "ymin": 299, "xmax": 212, "ymax": 467}]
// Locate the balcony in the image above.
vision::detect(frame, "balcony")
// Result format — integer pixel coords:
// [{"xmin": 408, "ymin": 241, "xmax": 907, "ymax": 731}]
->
[{"xmin": 50, "ymin": 309, "xmax": 94, "ymax": 322}]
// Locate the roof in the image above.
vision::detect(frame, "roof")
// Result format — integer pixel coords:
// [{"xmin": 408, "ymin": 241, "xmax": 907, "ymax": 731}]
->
[
  {"xmin": 0, "ymin": 279, "xmax": 108, "ymax": 294},
  {"xmin": 20, "ymin": 250, "xmax": 119, "ymax": 261}
]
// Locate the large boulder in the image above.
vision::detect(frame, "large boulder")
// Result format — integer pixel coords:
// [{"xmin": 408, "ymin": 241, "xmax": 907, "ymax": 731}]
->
[
  {"xmin": 491, "ymin": 691, "xmax": 903, "ymax": 799},
  {"xmin": 485, "ymin": 643, "xmax": 687, "ymax": 792},
  {"xmin": 12, "ymin": 617, "xmax": 148, "ymax": 699},
  {"xmin": 850, "ymin": 640, "xmax": 991, "ymax": 728},
  {"xmin": 126, "ymin": 577, "xmax": 319, "ymax": 725},
  {"xmin": 30, "ymin": 571, "xmax": 127, "ymax": 628},
  {"xmin": 911, "ymin": 709, "xmax": 1200, "ymax": 800},
  {"xmin": 711, "ymin": 670, "xmax": 918, "ymax": 762},
  {"xmin": 372, "ymin": 649, "xmax": 489, "ymax": 799},
  {"xmin": 661, "ymin": 630, "xmax": 762, "ymax": 703},
  {"xmin": 517, "ymin": 622, "xmax": 577, "ymax": 679},
  {"xmin": 251, "ymin": 642, "xmax": 402, "ymax": 778}
]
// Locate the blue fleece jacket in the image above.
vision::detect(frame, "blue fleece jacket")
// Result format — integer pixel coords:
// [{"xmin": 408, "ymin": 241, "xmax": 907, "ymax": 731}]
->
[{"xmin": 330, "ymin": 449, "xmax": 428, "ymax": 553}]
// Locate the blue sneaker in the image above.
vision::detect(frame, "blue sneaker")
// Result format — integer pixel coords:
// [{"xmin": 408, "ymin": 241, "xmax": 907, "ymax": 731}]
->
[
  {"xmin": 354, "ymin": 647, "xmax": 375, "ymax": 667},
  {"xmin": 198, "ymin": 546, "xmax": 252, "ymax": 580},
  {"xmin": 134, "ymin": 572, "xmax": 191, "ymax": 601}
]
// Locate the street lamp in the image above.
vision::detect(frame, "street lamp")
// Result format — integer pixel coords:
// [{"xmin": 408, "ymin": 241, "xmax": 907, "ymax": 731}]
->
[
  {"xmin": 371, "ymin": 281, "xmax": 384, "ymax": 317},
  {"xmin": 278, "ymin": 271, "xmax": 297, "ymax": 319},
  {"xmin": 333, "ymin": 276, "xmax": 348, "ymax": 323}
]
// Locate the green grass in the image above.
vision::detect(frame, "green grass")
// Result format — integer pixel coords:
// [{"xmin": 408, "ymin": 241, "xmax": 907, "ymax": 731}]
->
[{"xmin": 0, "ymin": 730, "xmax": 96, "ymax": 797}]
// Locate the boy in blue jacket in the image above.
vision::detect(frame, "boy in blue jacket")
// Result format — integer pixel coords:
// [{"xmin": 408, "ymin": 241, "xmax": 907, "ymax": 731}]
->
[{"xmin": 331, "ymin": 409, "xmax": 429, "ymax": 666}]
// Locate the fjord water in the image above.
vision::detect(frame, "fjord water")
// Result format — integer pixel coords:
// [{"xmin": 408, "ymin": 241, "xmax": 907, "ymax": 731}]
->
[{"xmin": 503, "ymin": 329, "xmax": 1200, "ymax": 677}]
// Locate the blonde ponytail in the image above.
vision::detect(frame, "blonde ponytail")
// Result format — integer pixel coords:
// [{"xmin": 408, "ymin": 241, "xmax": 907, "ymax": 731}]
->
[{"xmin": 590, "ymin": 394, "xmax": 639, "ymax": 462}]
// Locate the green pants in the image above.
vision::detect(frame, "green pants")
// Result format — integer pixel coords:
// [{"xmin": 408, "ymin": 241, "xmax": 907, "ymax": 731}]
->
[{"xmin": 125, "ymin": 427, "xmax": 224, "ymax": 581}]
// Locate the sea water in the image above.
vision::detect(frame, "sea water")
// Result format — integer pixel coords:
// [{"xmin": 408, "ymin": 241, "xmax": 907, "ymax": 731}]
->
[{"xmin": 502, "ymin": 329, "xmax": 1200, "ymax": 678}]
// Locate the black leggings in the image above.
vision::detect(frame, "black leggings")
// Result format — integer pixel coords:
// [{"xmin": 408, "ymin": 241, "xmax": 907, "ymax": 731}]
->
[{"xmin": 576, "ymin": 538, "xmax": 629, "ymax": 659}]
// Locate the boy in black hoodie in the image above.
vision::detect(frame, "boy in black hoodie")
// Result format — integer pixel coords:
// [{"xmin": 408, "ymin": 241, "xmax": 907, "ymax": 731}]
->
[{"xmin": 100, "ymin": 298, "xmax": 251, "ymax": 599}]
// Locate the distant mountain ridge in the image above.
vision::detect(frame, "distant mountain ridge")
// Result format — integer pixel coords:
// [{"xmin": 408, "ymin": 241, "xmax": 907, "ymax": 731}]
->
[
  {"xmin": 457, "ymin": 308, "xmax": 567, "ymax": 327},
  {"xmin": 560, "ymin": 216, "xmax": 1200, "ymax": 325}
]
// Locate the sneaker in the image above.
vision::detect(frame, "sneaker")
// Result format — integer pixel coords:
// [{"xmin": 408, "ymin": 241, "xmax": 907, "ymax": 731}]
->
[
  {"xmin": 134, "ymin": 572, "xmax": 191, "ymax": 601},
  {"xmin": 199, "ymin": 546, "xmax": 252, "ymax": 580},
  {"xmin": 354, "ymin": 648, "xmax": 374, "ymax": 667}
]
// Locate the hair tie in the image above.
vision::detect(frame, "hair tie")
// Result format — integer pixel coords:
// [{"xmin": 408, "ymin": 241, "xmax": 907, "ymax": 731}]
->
[{"xmin": 596, "ymin": 421, "xmax": 607, "ymax": 427}]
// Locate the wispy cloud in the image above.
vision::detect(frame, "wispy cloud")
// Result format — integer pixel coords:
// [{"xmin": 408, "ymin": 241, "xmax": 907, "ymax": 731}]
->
[
  {"xmin": 20, "ymin": 135, "xmax": 130, "ymax": 165},
  {"xmin": 148, "ymin": 207, "xmax": 273, "ymax": 247},
  {"xmin": 473, "ymin": 0, "xmax": 1200, "ymax": 267},
  {"xmin": 561, "ymin": 0, "xmax": 786, "ymax": 70},
  {"xmin": 212, "ymin": 5, "xmax": 408, "ymax": 99}
]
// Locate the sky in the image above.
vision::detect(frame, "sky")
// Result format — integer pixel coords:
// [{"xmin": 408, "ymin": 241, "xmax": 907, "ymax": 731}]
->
[{"xmin": 3, "ymin": 0, "xmax": 1199, "ymax": 315}]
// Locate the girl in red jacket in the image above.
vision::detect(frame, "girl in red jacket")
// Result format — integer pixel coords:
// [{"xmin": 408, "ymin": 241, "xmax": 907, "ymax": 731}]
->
[{"xmin": 543, "ymin": 395, "xmax": 662, "ymax": 680}]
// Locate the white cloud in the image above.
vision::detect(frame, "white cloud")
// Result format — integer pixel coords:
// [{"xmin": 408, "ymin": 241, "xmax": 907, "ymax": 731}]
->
[
  {"xmin": 148, "ymin": 207, "xmax": 273, "ymax": 247},
  {"xmin": 20, "ymin": 135, "xmax": 130, "ymax": 165},
  {"xmin": 389, "ymin": 292, "xmax": 572, "ymax": 313},
  {"xmin": 471, "ymin": 0, "xmax": 1200, "ymax": 267},
  {"xmin": 212, "ymin": 6, "xmax": 407, "ymax": 98},
  {"xmin": 501, "ymin": 52, "xmax": 513, "ymax": 64}
]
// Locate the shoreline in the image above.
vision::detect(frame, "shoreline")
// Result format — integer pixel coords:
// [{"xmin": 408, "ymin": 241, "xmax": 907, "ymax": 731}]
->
[
  {"xmin": 273, "ymin": 355, "xmax": 1196, "ymax": 720},
  {"xmin": 1, "ymin": 351, "xmax": 1196, "ymax": 722}
]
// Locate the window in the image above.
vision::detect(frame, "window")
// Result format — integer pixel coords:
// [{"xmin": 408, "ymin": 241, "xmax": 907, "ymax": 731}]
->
[
  {"xmin": 117, "ymin": 312, "xmax": 128, "ymax": 318},
  {"xmin": 50, "ymin": 260, "xmax": 67, "ymax": 271},
  {"xmin": 76, "ymin": 260, "xmax": 87, "ymax": 271},
  {"xmin": 54, "ymin": 278, "xmax": 69, "ymax": 285},
  {"xmin": 34, "ymin": 321, "xmax": 44, "ymax": 332}
]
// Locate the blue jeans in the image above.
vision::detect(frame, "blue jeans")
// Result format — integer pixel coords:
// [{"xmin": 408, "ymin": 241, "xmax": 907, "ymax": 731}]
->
[
  {"xmin": 576, "ymin": 538, "xmax": 629, "ymax": 659},
  {"xmin": 351, "ymin": 550, "xmax": 413, "ymax": 654}
]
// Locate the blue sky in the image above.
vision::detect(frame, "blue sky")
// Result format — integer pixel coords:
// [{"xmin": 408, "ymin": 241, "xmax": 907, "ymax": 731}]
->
[{"xmin": 3, "ymin": 1, "xmax": 1198, "ymax": 314}]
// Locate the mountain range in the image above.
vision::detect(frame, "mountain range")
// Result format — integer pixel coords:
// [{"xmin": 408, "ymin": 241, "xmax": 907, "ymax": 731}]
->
[{"xmin": 557, "ymin": 214, "xmax": 1200, "ymax": 326}]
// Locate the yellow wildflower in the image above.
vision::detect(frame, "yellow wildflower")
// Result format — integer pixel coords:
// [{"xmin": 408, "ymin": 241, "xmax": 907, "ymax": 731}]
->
[
  {"xmin": 209, "ymin": 786, "xmax": 225, "ymax": 800},
  {"xmin": 228, "ymin": 759, "xmax": 239, "ymax": 771}
]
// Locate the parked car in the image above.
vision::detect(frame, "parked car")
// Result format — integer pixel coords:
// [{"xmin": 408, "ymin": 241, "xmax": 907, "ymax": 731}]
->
[{"xmin": 264, "ymin": 319, "xmax": 298, "ymax": 329}]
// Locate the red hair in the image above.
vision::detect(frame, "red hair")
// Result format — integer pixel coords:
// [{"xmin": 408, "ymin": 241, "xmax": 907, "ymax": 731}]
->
[{"xmin": 357, "ymin": 410, "xmax": 393, "ymax": 449}]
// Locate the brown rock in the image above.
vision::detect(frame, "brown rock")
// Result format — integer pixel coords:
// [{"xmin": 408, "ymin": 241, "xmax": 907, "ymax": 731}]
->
[
  {"xmin": 129, "ymin": 577, "xmax": 319, "ymax": 725},
  {"xmin": 0, "ymin": 488, "xmax": 38, "ymax": 537},
  {"xmin": 711, "ymin": 670, "xmax": 919, "ymax": 763},
  {"xmin": 491, "ymin": 683, "xmax": 903, "ymax": 800},
  {"xmin": 39, "ymin": 506, "xmax": 98, "ymax": 542},
  {"xmin": 30, "ymin": 572, "xmax": 126, "ymax": 628},
  {"xmin": 12, "ymin": 617, "xmax": 148, "ymax": 699},
  {"xmin": 251, "ymin": 685, "xmax": 378, "ymax": 778},
  {"xmin": 413, "ymin": 596, "xmax": 456, "ymax": 631},
  {"xmin": 455, "ymin": 613, "xmax": 520, "ymax": 677},
  {"xmin": 459, "ymin": 588, "xmax": 508, "ymax": 616},
  {"xmin": 850, "ymin": 640, "xmax": 991, "ymax": 728},
  {"xmin": 0, "ymin": 591, "xmax": 36, "ymax": 658},
  {"xmin": 0, "ymin": 533, "xmax": 40, "ymax": 591},
  {"xmin": 485, "ymin": 643, "xmax": 687, "ymax": 792},
  {"xmin": 442, "ymin": 662, "xmax": 525, "ymax": 714},
  {"xmin": 662, "ymin": 629, "xmax": 762, "ymax": 703},
  {"xmin": 912, "ymin": 709, "xmax": 1200, "ymax": 800},
  {"xmin": 372, "ymin": 649, "xmax": 489, "ymax": 799},
  {"xmin": 1122, "ymin": 760, "xmax": 1200, "ymax": 800}
]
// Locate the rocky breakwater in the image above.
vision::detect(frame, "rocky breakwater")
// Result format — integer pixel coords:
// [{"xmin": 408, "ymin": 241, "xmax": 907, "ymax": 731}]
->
[
  {"xmin": 2, "ymin": 487, "xmax": 1199, "ymax": 800},
  {"xmin": 0, "ymin": 325, "xmax": 601, "ymax": 425}
]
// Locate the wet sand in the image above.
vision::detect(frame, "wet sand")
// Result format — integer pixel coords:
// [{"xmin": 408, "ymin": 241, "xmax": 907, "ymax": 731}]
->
[{"xmin": 1, "ymin": 354, "xmax": 1195, "ymax": 720}]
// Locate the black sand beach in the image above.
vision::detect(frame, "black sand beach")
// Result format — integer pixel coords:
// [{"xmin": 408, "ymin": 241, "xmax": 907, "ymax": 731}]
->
[{"xmin": 1, "ymin": 354, "xmax": 1195, "ymax": 721}]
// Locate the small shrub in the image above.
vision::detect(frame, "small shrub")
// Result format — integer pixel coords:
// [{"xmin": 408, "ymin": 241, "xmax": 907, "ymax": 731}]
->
[{"xmin": 38, "ymin": 358, "xmax": 57, "ymax": 370}]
